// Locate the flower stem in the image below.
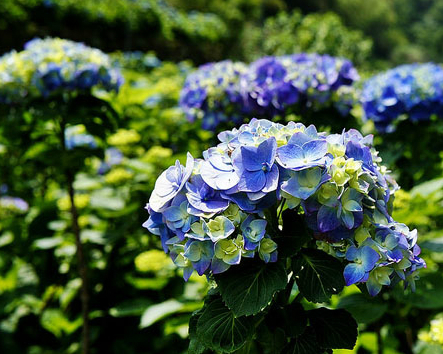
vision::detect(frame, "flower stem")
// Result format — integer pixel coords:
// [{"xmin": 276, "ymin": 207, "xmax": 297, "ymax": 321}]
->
[
  {"xmin": 67, "ymin": 171, "xmax": 90, "ymax": 354},
  {"xmin": 58, "ymin": 115, "xmax": 90, "ymax": 354}
]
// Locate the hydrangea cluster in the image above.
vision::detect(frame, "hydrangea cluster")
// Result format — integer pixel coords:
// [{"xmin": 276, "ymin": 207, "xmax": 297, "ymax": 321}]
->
[
  {"xmin": 0, "ymin": 196, "xmax": 29, "ymax": 215},
  {"xmin": 361, "ymin": 63, "xmax": 443, "ymax": 132},
  {"xmin": 179, "ymin": 60, "xmax": 249, "ymax": 130},
  {"xmin": 179, "ymin": 54, "xmax": 359, "ymax": 130},
  {"xmin": 0, "ymin": 37, "xmax": 123, "ymax": 102},
  {"xmin": 65, "ymin": 125, "xmax": 97, "ymax": 150},
  {"xmin": 143, "ymin": 119, "xmax": 425, "ymax": 295},
  {"xmin": 242, "ymin": 53, "xmax": 359, "ymax": 116}
]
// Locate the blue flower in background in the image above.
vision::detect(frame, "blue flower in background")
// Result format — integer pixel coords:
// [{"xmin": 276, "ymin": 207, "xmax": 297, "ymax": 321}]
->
[
  {"xmin": 0, "ymin": 37, "xmax": 123, "ymax": 101},
  {"xmin": 64, "ymin": 125, "xmax": 97, "ymax": 150},
  {"xmin": 362, "ymin": 63, "xmax": 443, "ymax": 132}
]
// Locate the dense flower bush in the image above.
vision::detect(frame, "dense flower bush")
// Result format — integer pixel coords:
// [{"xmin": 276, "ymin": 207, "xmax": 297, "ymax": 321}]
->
[
  {"xmin": 180, "ymin": 54, "xmax": 360, "ymax": 130},
  {"xmin": 0, "ymin": 37, "xmax": 122, "ymax": 102},
  {"xmin": 144, "ymin": 119, "xmax": 425, "ymax": 296},
  {"xmin": 243, "ymin": 53, "xmax": 359, "ymax": 116},
  {"xmin": 179, "ymin": 60, "xmax": 249, "ymax": 130},
  {"xmin": 362, "ymin": 63, "xmax": 443, "ymax": 132}
]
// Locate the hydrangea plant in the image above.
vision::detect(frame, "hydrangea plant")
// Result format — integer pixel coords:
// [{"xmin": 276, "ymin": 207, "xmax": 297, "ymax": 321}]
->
[
  {"xmin": 242, "ymin": 53, "xmax": 359, "ymax": 117},
  {"xmin": 180, "ymin": 60, "xmax": 249, "ymax": 130},
  {"xmin": 144, "ymin": 119, "xmax": 425, "ymax": 353},
  {"xmin": 0, "ymin": 37, "xmax": 122, "ymax": 102},
  {"xmin": 180, "ymin": 54, "xmax": 360, "ymax": 131},
  {"xmin": 361, "ymin": 63, "xmax": 443, "ymax": 133}
]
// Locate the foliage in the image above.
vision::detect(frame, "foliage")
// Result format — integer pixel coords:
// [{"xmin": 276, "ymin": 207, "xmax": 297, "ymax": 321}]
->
[{"xmin": 244, "ymin": 10, "xmax": 372, "ymax": 67}]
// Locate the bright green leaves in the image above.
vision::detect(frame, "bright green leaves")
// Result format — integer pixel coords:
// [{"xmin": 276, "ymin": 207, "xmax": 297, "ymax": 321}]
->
[
  {"xmin": 191, "ymin": 296, "xmax": 254, "ymax": 353},
  {"xmin": 215, "ymin": 260, "xmax": 288, "ymax": 317},
  {"xmin": 308, "ymin": 308, "xmax": 358, "ymax": 349},
  {"xmin": 292, "ymin": 249, "xmax": 345, "ymax": 303}
]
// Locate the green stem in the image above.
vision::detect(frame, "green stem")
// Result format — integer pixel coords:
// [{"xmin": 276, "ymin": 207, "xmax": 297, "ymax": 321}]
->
[{"xmin": 59, "ymin": 116, "xmax": 90, "ymax": 354}]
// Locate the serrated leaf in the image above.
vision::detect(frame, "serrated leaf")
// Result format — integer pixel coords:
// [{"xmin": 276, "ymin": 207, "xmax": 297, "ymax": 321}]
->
[
  {"xmin": 337, "ymin": 293, "xmax": 387, "ymax": 324},
  {"xmin": 292, "ymin": 249, "xmax": 344, "ymax": 303},
  {"xmin": 196, "ymin": 297, "xmax": 253, "ymax": 353},
  {"xmin": 215, "ymin": 260, "xmax": 287, "ymax": 316},
  {"xmin": 308, "ymin": 308, "xmax": 358, "ymax": 349},
  {"xmin": 284, "ymin": 327, "xmax": 323, "ymax": 354}
]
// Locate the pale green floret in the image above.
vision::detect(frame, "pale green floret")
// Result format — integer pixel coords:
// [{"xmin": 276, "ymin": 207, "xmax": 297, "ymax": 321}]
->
[
  {"xmin": 203, "ymin": 216, "xmax": 235, "ymax": 242},
  {"xmin": 298, "ymin": 168, "xmax": 322, "ymax": 189},
  {"xmin": 328, "ymin": 143, "xmax": 346, "ymax": 158},
  {"xmin": 318, "ymin": 182, "xmax": 340, "ymax": 206},
  {"xmin": 259, "ymin": 238, "xmax": 277, "ymax": 263},
  {"xmin": 223, "ymin": 204, "xmax": 245, "ymax": 225},
  {"xmin": 280, "ymin": 190, "xmax": 301, "ymax": 209},
  {"xmin": 214, "ymin": 235, "xmax": 244, "ymax": 264},
  {"xmin": 354, "ymin": 226, "xmax": 371, "ymax": 244},
  {"xmin": 186, "ymin": 220, "xmax": 209, "ymax": 241}
]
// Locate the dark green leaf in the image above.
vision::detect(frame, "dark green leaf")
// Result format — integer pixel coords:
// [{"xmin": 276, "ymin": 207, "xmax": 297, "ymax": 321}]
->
[
  {"xmin": 215, "ymin": 260, "xmax": 287, "ymax": 316},
  {"xmin": 292, "ymin": 249, "xmax": 344, "ymax": 303},
  {"xmin": 188, "ymin": 310, "xmax": 207, "ymax": 354},
  {"xmin": 257, "ymin": 325, "xmax": 287, "ymax": 354},
  {"xmin": 196, "ymin": 297, "xmax": 254, "ymax": 353},
  {"xmin": 308, "ymin": 308, "xmax": 358, "ymax": 349},
  {"xmin": 337, "ymin": 293, "xmax": 387, "ymax": 324},
  {"xmin": 284, "ymin": 327, "xmax": 323, "ymax": 354}
]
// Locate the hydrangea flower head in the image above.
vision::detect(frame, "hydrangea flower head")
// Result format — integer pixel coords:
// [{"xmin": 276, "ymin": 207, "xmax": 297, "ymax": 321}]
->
[
  {"xmin": 362, "ymin": 63, "xmax": 443, "ymax": 132},
  {"xmin": 0, "ymin": 37, "xmax": 122, "ymax": 102},
  {"xmin": 143, "ymin": 119, "xmax": 424, "ymax": 295},
  {"xmin": 180, "ymin": 54, "xmax": 359, "ymax": 131},
  {"xmin": 179, "ymin": 60, "xmax": 249, "ymax": 130}
]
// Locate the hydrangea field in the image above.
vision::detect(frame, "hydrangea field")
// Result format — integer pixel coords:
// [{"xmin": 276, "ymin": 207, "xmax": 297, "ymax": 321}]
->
[{"xmin": 1, "ymin": 3, "xmax": 443, "ymax": 354}]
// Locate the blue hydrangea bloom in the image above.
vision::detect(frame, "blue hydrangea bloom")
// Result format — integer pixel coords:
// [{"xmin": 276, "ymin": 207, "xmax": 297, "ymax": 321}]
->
[
  {"xmin": 180, "ymin": 60, "xmax": 249, "ymax": 130},
  {"xmin": 362, "ymin": 63, "xmax": 443, "ymax": 132},
  {"xmin": 144, "ymin": 119, "xmax": 425, "ymax": 294},
  {"xmin": 180, "ymin": 54, "xmax": 359, "ymax": 131},
  {"xmin": 0, "ymin": 37, "xmax": 123, "ymax": 102}
]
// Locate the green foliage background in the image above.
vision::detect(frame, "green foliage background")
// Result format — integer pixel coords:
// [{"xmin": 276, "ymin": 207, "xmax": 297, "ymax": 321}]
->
[{"xmin": 1, "ymin": 1, "xmax": 443, "ymax": 354}]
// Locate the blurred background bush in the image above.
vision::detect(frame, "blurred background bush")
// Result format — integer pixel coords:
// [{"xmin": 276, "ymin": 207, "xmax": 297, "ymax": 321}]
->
[{"xmin": 1, "ymin": 1, "xmax": 443, "ymax": 354}]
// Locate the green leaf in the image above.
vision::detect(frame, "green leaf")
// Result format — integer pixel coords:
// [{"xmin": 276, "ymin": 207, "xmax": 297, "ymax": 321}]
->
[
  {"xmin": 40, "ymin": 309, "xmax": 82, "ymax": 337},
  {"xmin": 139, "ymin": 299, "xmax": 184, "ymax": 328},
  {"xmin": 337, "ymin": 293, "xmax": 387, "ymax": 324},
  {"xmin": 308, "ymin": 308, "xmax": 358, "ymax": 349},
  {"xmin": 392, "ymin": 273, "xmax": 443, "ymax": 309},
  {"xmin": 284, "ymin": 327, "xmax": 323, "ymax": 354},
  {"xmin": 292, "ymin": 249, "xmax": 344, "ymax": 303},
  {"xmin": 257, "ymin": 324, "xmax": 287, "ymax": 354},
  {"xmin": 421, "ymin": 237, "xmax": 443, "ymax": 252},
  {"xmin": 188, "ymin": 310, "xmax": 207, "ymax": 354},
  {"xmin": 215, "ymin": 260, "xmax": 287, "ymax": 317},
  {"xmin": 196, "ymin": 296, "xmax": 254, "ymax": 353},
  {"xmin": 109, "ymin": 298, "xmax": 151, "ymax": 317}
]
